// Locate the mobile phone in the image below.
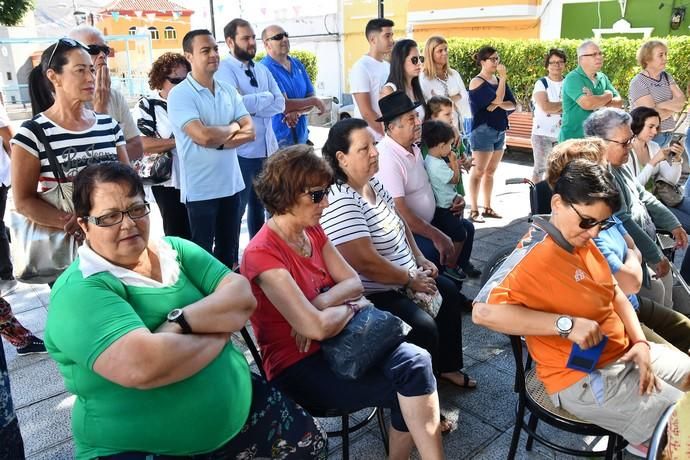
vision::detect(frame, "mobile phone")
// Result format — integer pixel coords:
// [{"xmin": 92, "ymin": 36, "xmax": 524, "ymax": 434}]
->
[
  {"xmin": 670, "ymin": 133, "xmax": 685, "ymax": 146},
  {"xmin": 566, "ymin": 336, "xmax": 608, "ymax": 373}
]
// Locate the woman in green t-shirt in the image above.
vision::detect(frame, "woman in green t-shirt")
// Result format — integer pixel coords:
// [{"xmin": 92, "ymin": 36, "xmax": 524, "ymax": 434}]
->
[{"xmin": 45, "ymin": 162, "xmax": 326, "ymax": 460}]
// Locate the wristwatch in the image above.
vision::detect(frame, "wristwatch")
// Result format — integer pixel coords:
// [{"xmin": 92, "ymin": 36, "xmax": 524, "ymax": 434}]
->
[
  {"xmin": 167, "ymin": 308, "xmax": 192, "ymax": 334},
  {"xmin": 555, "ymin": 315, "xmax": 574, "ymax": 338}
]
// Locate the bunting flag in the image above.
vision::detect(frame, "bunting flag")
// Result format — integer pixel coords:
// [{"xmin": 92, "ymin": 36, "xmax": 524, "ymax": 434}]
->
[
  {"xmin": 146, "ymin": 12, "xmax": 156, "ymax": 21},
  {"xmin": 134, "ymin": 10, "xmax": 143, "ymax": 17}
]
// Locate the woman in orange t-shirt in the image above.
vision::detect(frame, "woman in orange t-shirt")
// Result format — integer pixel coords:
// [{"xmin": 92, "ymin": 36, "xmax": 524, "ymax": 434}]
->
[{"xmin": 474, "ymin": 159, "xmax": 690, "ymax": 451}]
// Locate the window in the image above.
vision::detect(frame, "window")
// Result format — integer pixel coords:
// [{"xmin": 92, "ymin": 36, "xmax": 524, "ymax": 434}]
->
[
  {"xmin": 128, "ymin": 26, "xmax": 137, "ymax": 36},
  {"xmin": 148, "ymin": 26, "xmax": 159, "ymax": 40},
  {"xmin": 164, "ymin": 26, "xmax": 176, "ymax": 40},
  {"xmin": 5, "ymin": 72, "xmax": 11, "ymax": 81}
]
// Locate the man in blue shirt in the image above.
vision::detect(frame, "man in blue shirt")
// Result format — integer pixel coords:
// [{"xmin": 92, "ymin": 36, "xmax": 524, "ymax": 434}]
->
[
  {"xmin": 217, "ymin": 18, "xmax": 285, "ymax": 244},
  {"xmin": 260, "ymin": 25, "xmax": 325, "ymax": 148},
  {"xmin": 168, "ymin": 29, "xmax": 255, "ymax": 268}
]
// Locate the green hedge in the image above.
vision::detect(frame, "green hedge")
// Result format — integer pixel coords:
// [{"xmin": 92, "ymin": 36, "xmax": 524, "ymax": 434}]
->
[
  {"xmin": 444, "ymin": 37, "xmax": 690, "ymax": 111},
  {"xmin": 254, "ymin": 50, "xmax": 318, "ymax": 85}
]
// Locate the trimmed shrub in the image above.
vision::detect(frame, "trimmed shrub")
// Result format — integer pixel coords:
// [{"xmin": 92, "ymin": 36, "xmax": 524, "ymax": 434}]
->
[
  {"xmin": 443, "ymin": 37, "xmax": 690, "ymax": 111},
  {"xmin": 254, "ymin": 50, "xmax": 318, "ymax": 85}
]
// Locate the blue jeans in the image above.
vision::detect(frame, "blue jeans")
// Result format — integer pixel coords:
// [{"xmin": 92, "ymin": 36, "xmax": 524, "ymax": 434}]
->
[
  {"xmin": 413, "ymin": 219, "xmax": 475, "ymax": 270},
  {"xmin": 237, "ymin": 156, "xmax": 267, "ymax": 238},
  {"xmin": 653, "ymin": 131, "xmax": 673, "ymax": 148},
  {"xmin": 186, "ymin": 193, "xmax": 242, "ymax": 268},
  {"xmin": 0, "ymin": 338, "xmax": 25, "ymax": 460}
]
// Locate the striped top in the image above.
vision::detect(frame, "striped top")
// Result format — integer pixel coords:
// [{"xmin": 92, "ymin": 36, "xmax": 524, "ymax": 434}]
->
[
  {"xmin": 11, "ymin": 112, "xmax": 124, "ymax": 192},
  {"xmin": 629, "ymin": 71, "xmax": 676, "ymax": 132},
  {"xmin": 320, "ymin": 178, "xmax": 416, "ymax": 293}
]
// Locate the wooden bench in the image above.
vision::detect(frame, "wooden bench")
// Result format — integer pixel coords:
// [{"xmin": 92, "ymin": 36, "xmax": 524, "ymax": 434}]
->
[{"xmin": 505, "ymin": 111, "xmax": 533, "ymax": 152}]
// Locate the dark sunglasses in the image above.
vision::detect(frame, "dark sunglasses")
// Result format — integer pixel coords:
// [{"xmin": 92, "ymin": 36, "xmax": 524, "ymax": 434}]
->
[
  {"xmin": 47, "ymin": 38, "xmax": 89, "ymax": 68},
  {"xmin": 306, "ymin": 188, "xmax": 329, "ymax": 204},
  {"xmin": 410, "ymin": 56, "xmax": 425, "ymax": 65},
  {"xmin": 87, "ymin": 44, "xmax": 112, "ymax": 57},
  {"xmin": 266, "ymin": 32, "xmax": 289, "ymax": 41},
  {"xmin": 570, "ymin": 203, "xmax": 615, "ymax": 230},
  {"xmin": 244, "ymin": 68, "xmax": 258, "ymax": 87},
  {"xmin": 167, "ymin": 76, "xmax": 185, "ymax": 85}
]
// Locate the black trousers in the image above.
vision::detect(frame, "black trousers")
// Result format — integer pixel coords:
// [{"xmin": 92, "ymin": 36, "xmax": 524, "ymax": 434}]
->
[
  {"xmin": 151, "ymin": 186, "xmax": 191, "ymax": 240},
  {"xmin": 0, "ymin": 185, "xmax": 13, "ymax": 279},
  {"xmin": 368, "ymin": 275, "xmax": 464, "ymax": 373}
]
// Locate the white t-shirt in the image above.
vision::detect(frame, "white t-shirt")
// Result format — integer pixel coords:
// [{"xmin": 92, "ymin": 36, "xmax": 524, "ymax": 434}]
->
[
  {"xmin": 320, "ymin": 178, "xmax": 416, "ymax": 293},
  {"xmin": 628, "ymin": 140, "xmax": 682, "ymax": 187},
  {"xmin": 0, "ymin": 102, "xmax": 11, "ymax": 186},
  {"xmin": 419, "ymin": 69, "xmax": 471, "ymax": 122},
  {"xmin": 531, "ymin": 77, "xmax": 563, "ymax": 139},
  {"xmin": 350, "ymin": 55, "xmax": 390, "ymax": 140}
]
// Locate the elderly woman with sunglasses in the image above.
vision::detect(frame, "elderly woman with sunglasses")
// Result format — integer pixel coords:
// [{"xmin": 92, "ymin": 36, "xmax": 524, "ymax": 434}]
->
[
  {"xmin": 475, "ymin": 158, "xmax": 690, "ymax": 454},
  {"xmin": 380, "ymin": 39, "xmax": 427, "ymax": 121},
  {"xmin": 241, "ymin": 145, "xmax": 445, "ymax": 460},
  {"xmin": 135, "ymin": 52, "xmax": 192, "ymax": 240},
  {"xmin": 45, "ymin": 162, "xmax": 327, "ymax": 460},
  {"xmin": 11, "ymin": 38, "xmax": 129, "ymax": 245}
]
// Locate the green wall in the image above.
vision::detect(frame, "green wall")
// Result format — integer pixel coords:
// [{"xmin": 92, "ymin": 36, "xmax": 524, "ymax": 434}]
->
[{"xmin": 561, "ymin": 0, "xmax": 690, "ymax": 39}]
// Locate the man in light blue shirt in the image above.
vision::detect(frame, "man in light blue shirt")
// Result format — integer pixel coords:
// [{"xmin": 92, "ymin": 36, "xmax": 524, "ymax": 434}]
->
[
  {"xmin": 168, "ymin": 29, "xmax": 255, "ymax": 268},
  {"xmin": 217, "ymin": 18, "xmax": 285, "ymax": 243},
  {"xmin": 260, "ymin": 24, "xmax": 325, "ymax": 148}
]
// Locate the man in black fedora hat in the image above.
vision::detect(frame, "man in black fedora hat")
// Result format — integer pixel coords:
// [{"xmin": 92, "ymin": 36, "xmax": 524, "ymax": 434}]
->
[{"xmin": 375, "ymin": 91, "xmax": 468, "ymax": 270}]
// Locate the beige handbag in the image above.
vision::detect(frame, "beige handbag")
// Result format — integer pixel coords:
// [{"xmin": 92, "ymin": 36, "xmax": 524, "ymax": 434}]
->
[{"xmin": 8, "ymin": 121, "xmax": 78, "ymax": 284}]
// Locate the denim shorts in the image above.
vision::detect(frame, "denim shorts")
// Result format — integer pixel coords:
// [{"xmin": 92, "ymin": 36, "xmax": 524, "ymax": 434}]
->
[{"xmin": 470, "ymin": 123, "xmax": 506, "ymax": 152}]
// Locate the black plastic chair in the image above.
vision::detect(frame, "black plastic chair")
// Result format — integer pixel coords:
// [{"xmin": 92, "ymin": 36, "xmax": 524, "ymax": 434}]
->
[
  {"xmin": 507, "ymin": 335, "xmax": 627, "ymax": 459},
  {"xmin": 239, "ymin": 326, "xmax": 389, "ymax": 460},
  {"xmin": 646, "ymin": 403, "xmax": 676, "ymax": 460}
]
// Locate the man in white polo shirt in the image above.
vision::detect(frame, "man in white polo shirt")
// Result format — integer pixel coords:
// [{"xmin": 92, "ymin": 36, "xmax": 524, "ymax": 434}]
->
[{"xmin": 349, "ymin": 18, "xmax": 394, "ymax": 141}]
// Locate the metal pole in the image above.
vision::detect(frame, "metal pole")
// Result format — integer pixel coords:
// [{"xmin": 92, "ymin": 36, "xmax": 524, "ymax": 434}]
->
[
  {"xmin": 378, "ymin": 0, "xmax": 384, "ymax": 18},
  {"xmin": 209, "ymin": 0, "xmax": 216, "ymax": 36}
]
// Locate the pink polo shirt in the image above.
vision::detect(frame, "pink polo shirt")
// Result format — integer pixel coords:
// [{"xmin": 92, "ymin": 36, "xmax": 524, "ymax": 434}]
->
[{"xmin": 375, "ymin": 135, "xmax": 436, "ymax": 223}]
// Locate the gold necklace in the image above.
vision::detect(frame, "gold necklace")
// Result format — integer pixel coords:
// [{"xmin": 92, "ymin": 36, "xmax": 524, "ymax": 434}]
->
[{"xmin": 272, "ymin": 218, "xmax": 311, "ymax": 257}]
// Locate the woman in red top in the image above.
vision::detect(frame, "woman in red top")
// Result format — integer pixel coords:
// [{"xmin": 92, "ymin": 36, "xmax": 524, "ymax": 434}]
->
[{"xmin": 241, "ymin": 145, "xmax": 444, "ymax": 460}]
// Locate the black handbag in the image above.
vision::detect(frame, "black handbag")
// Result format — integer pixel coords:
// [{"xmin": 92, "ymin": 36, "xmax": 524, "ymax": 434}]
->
[
  {"xmin": 653, "ymin": 180, "xmax": 684, "ymax": 208},
  {"xmin": 135, "ymin": 97, "xmax": 173, "ymax": 184},
  {"xmin": 320, "ymin": 304, "xmax": 406, "ymax": 380}
]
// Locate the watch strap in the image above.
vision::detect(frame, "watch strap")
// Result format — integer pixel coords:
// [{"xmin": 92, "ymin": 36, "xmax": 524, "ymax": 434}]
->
[{"xmin": 170, "ymin": 310, "xmax": 192, "ymax": 334}]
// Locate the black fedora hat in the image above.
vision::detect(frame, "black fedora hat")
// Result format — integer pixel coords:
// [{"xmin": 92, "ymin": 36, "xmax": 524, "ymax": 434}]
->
[{"xmin": 376, "ymin": 90, "xmax": 422, "ymax": 123}]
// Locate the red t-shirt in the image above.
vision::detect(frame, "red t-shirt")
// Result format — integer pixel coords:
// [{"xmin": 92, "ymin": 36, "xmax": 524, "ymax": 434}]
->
[{"xmin": 241, "ymin": 224, "xmax": 335, "ymax": 380}]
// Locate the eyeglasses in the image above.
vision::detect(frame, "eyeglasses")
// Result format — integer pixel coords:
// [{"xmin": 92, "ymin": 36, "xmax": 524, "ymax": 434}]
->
[
  {"xmin": 410, "ymin": 56, "xmax": 424, "ymax": 65},
  {"xmin": 46, "ymin": 38, "xmax": 89, "ymax": 69},
  {"xmin": 548, "ymin": 60, "xmax": 565, "ymax": 65},
  {"xmin": 604, "ymin": 137, "xmax": 634, "ymax": 147},
  {"xmin": 87, "ymin": 44, "xmax": 112, "ymax": 57},
  {"xmin": 580, "ymin": 52, "xmax": 604, "ymax": 58},
  {"xmin": 266, "ymin": 32, "xmax": 289, "ymax": 41},
  {"xmin": 306, "ymin": 188, "xmax": 329, "ymax": 204},
  {"xmin": 166, "ymin": 76, "xmax": 185, "ymax": 85},
  {"xmin": 487, "ymin": 56, "xmax": 500, "ymax": 63},
  {"xmin": 84, "ymin": 203, "xmax": 151, "ymax": 227},
  {"xmin": 245, "ymin": 68, "xmax": 258, "ymax": 87},
  {"xmin": 570, "ymin": 203, "xmax": 615, "ymax": 231}
]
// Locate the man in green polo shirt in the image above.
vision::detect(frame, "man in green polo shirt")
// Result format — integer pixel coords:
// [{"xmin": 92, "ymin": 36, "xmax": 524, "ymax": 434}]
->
[{"xmin": 560, "ymin": 40, "xmax": 623, "ymax": 141}]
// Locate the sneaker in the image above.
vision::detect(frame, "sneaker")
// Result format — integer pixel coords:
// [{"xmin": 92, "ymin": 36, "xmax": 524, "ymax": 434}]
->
[
  {"xmin": 444, "ymin": 267, "xmax": 467, "ymax": 282},
  {"xmin": 16, "ymin": 336, "xmax": 47, "ymax": 355},
  {"xmin": 462, "ymin": 263, "xmax": 482, "ymax": 279}
]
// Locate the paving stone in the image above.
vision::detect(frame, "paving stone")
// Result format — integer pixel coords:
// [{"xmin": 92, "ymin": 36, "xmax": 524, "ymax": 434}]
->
[
  {"xmin": 10, "ymin": 358, "xmax": 66, "ymax": 408},
  {"xmin": 13, "ymin": 306, "xmax": 47, "ymax": 339},
  {"xmin": 470, "ymin": 429, "xmax": 552, "ymax": 460},
  {"xmin": 462, "ymin": 319, "xmax": 510, "ymax": 363},
  {"xmin": 4, "ymin": 284, "xmax": 44, "ymax": 313},
  {"xmin": 27, "ymin": 439, "xmax": 73, "ymax": 460},
  {"xmin": 16, "ymin": 392, "xmax": 74, "ymax": 456}
]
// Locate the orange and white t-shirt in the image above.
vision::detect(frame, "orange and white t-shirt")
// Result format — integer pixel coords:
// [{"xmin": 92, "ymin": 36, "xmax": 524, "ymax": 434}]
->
[{"xmin": 476, "ymin": 218, "xmax": 630, "ymax": 394}]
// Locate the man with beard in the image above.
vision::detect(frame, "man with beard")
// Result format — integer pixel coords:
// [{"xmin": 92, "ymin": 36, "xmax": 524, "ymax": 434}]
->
[
  {"xmin": 261, "ymin": 24, "xmax": 326, "ymax": 148},
  {"xmin": 168, "ymin": 29, "xmax": 255, "ymax": 269},
  {"xmin": 217, "ymin": 18, "xmax": 285, "ymax": 244}
]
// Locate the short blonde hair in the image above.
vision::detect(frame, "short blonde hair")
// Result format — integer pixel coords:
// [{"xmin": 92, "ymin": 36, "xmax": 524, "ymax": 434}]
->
[
  {"xmin": 637, "ymin": 40, "xmax": 667, "ymax": 69},
  {"xmin": 546, "ymin": 138, "xmax": 607, "ymax": 189},
  {"xmin": 423, "ymin": 35, "xmax": 447, "ymax": 80}
]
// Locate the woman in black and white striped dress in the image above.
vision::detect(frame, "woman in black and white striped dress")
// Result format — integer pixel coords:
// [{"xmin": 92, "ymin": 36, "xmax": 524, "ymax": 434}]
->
[{"xmin": 11, "ymin": 38, "xmax": 129, "ymax": 242}]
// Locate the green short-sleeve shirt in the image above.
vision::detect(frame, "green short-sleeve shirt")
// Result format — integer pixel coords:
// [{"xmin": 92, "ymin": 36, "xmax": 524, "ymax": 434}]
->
[
  {"xmin": 424, "ymin": 154, "xmax": 458, "ymax": 208},
  {"xmin": 45, "ymin": 237, "xmax": 251, "ymax": 460},
  {"xmin": 560, "ymin": 66, "xmax": 619, "ymax": 141}
]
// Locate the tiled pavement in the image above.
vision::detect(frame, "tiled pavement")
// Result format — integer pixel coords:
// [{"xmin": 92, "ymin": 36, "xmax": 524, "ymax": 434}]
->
[{"xmin": 4, "ymin": 144, "xmax": 644, "ymax": 459}]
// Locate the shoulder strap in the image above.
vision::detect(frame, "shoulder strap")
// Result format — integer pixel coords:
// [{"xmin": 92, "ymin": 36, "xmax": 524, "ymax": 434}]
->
[
  {"xmin": 24, "ymin": 119, "xmax": 67, "ymax": 183},
  {"xmin": 540, "ymin": 77, "xmax": 548, "ymax": 90}
]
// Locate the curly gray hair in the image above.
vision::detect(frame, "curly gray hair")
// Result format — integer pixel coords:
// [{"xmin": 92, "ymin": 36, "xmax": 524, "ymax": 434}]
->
[{"xmin": 583, "ymin": 108, "xmax": 631, "ymax": 139}]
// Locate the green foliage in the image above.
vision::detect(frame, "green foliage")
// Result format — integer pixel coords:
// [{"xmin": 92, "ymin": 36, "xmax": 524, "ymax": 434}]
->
[
  {"xmin": 254, "ymin": 50, "xmax": 318, "ymax": 85},
  {"xmin": 443, "ymin": 36, "xmax": 690, "ymax": 111},
  {"xmin": 0, "ymin": 0, "xmax": 33, "ymax": 26}
]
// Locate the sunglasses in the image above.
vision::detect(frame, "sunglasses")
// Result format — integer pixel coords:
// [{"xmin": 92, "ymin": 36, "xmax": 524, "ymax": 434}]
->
[
  {"xmin": 46, "ymin": 38, "xmax": 89, "ymax": 69},
  {"xmin": 410, "ymin": 56, "xmax": 424, "ymax": 65},
  {"xmin": 87, "ymin": 44, "xmax": 112, "ymax": 57},
  {"xmin": 245, "ymin": 68, "xmax": 258, "ymax": 87},
  {"xmin": 306, "ymin": 188, "xmax": 329, "ymax": 204},
  {"xmin": 167, "ymin": 76, "xmax": 185, "ymax": 85},
  {"xmin": 266, "ymin": 32, "xmax": 289, "ymax": 41},
  {"xmin": 570, "ymin": 203, "xmax": 615, "ymax": 231}
]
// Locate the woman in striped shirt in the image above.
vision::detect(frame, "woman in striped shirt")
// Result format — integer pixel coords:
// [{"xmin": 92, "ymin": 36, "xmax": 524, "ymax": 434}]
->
[
  {"xmin": 320, "ymin": 118, "xmax": 476, "ymax": 399},
  {"xmin": 11, "ymin": 38, "xmax": 129, "ymax": 242}
]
